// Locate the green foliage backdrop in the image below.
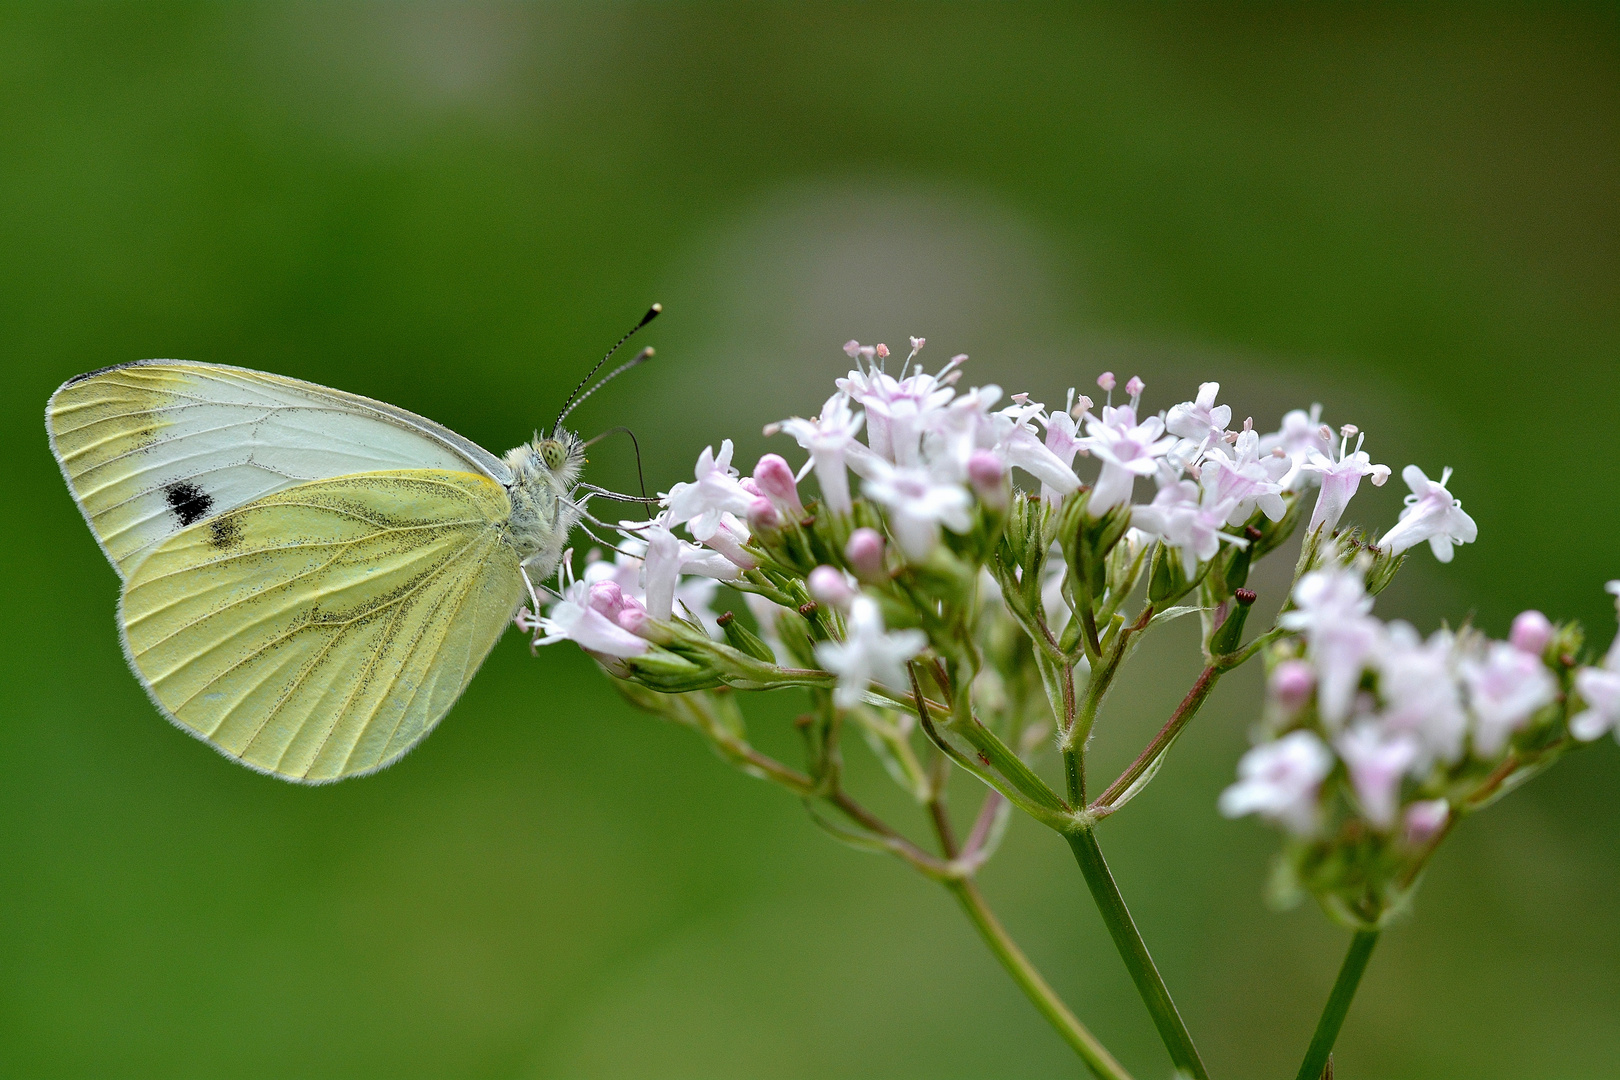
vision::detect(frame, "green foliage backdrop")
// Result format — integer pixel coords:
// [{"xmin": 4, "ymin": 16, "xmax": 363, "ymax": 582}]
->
[{"xmin": 2, "ymin": 5, "xmax": 1615, "ymax": 1077}]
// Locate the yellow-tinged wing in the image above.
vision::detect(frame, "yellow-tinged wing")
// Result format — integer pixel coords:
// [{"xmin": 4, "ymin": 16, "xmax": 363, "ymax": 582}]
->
[
  {"xmin": 47, "ymin": 360, "xmax": 509, "ymax": 580},
  {"xmin": 119, "ymin": 469, "xmax": 523, "ymax": 783}
]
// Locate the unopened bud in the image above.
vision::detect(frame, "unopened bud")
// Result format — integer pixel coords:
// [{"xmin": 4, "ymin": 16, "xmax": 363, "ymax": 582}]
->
[
  {"xmin": 747, "ymin": 496, "xmax": 782, "ymax": 533},
  {"xmin": 808, "ymin": 565, "xmax": 857, "ymax": 610},
  {"xmin": 753, "ymin": 453, "xmax": 805, "ymax": 515},
  {"xmin": 1510, "ymin": 610, "xmax": 1554, "ymax": 656},
  {"xmin": 966, "ymin": 449, "xmax": 1008, "ymax": 511},
  {"xmin": 845, "ymin": 527, "xmax": 887, "ymax": 583},
  {"xmin": 1270, "ymin": 659, "xmax": 1316, "ymax": 714},
  {"xmin": 1403, "ymin": 799, "xmax": 1450, "ymax": 846},
  {"xmin": 1234, "ymin": 588, "xmax": 1257, "ymax": 605}
]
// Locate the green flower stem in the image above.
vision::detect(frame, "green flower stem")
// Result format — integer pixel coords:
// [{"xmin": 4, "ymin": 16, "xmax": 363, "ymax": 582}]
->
[
  {"xmin": 1293, "ymin": 930, "xmax": 1380, "ymax": 1080},
  {"xmin": 1062, "ymin": 605, "xmax": 1154, "ymax": 806},
  {"xmin": 1090, "ymin": 666, "xmax": 1220, "ymax": 817},
  {"xmin": 1066, "ymin": 827, "xmax": 1209, "ymax": 1080},
  {"xmin": 944, "ymin": 876, "xmax": 1136, "ymax": 1080}
]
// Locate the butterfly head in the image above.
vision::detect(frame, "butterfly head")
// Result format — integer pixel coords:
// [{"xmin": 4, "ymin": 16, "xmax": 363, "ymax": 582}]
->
[{"xmin": 508, "ymin": 428, "xmax": 584, "ymax": 490}]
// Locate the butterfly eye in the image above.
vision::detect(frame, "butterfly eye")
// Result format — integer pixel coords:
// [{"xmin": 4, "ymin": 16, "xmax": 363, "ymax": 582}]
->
[{"xmin": 539, "ymin": 439, "xmax": 567, "ymax": 471}]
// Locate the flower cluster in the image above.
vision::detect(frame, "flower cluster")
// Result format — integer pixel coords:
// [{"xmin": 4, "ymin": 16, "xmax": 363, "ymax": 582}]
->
[
  {"xmin": 1219, "ymin": 563, "xmax": 1617, "ymax": 926},
  {"xmin": 507, "ymin": 332, "xmax": 1617, "ymax": 1075}
]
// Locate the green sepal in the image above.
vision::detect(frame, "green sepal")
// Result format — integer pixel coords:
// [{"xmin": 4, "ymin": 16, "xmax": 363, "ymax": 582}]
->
[
  {"xmin": 620, "ymin": 648, "xmax": 727, "ymax": 693},
  {"xmin": 719, "ymin": 613, "xmax": 778, "ymax": 663}
]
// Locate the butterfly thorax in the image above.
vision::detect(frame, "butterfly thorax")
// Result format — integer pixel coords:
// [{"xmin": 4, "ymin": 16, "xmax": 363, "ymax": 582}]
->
[{"xmin": 501, "ymin": 431, "xmax": 584, "ymax": 575}]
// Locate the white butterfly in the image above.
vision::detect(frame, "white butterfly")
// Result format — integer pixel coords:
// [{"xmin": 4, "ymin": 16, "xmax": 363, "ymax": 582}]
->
[{"xmin": 46, "ymin": 313, "xmax": 655, "ymax": 784}]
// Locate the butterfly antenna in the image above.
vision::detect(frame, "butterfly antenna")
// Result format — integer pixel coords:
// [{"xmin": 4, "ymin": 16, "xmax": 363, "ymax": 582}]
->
[
  {"xmin": 580, "ymin": 426, "xmax": 653, "ymax": 520},
  {"xmin": 557, "ymin": 347, "xmax": 655, "ymax": 429},
  {"xmin": 554, "ymin": 304, "xmax": 661, "ymax": 431}
]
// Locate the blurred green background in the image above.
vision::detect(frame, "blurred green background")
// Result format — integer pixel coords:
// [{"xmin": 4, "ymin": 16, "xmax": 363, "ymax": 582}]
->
[{"xmin": 3, "ymin": 4, "xmax": 1617, "ymax": 1078}]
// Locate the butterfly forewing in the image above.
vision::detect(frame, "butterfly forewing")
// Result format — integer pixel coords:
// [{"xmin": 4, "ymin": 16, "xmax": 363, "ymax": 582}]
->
[
  {"xmin": 120, "ymin": 470, "xmax": 524, "ymax": 783},
  {"xmin": 47, "ymin": 361, "xmax": 511, "ymax": 580}
]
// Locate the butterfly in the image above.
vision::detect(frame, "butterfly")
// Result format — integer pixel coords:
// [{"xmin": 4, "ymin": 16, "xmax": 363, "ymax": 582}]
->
[{"xmin": 46, "ymin": 308, "xmax": 657, "ymax": 784}]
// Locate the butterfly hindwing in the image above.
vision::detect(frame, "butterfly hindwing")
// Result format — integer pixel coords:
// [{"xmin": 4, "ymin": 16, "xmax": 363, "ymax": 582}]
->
[
  {"xmin": 46, "ymin": 361, "xmax": 511, "ymax": 580},
  {"xmin": 119, "ymin": 469, "xmax": 523, "ymax": 783}
]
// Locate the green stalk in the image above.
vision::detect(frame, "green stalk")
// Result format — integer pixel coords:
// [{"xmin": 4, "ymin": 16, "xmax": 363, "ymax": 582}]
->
[
  {"xmin": 945, "ymin": 877, "xmax": 1136, "ymax": 1080},
  {"xmin": 1293, "ymin": 930, "xmax": 1379, "ymax": 1080},
  {"xmin": 1066, "ymin": 828, "xmax": 1209, "ymax": 1080}
]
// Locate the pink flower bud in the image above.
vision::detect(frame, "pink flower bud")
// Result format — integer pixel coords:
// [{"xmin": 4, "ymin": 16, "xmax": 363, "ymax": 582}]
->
[
  {"xmin": 1403, "ymin": 798, "xmax": 1450, "ymax": 846},
  {"xmin": 588, "ymin": 580, "xmax": 629, "ymax": 619},
  {"xmin": 966, "ymin": 449, "xmax": 1008, "ymax": 510},
  {"xmin": 808, "ymin": 565, "xmax": 856, "ymax": 610},
  {"xmin": 1509, "ymin": 610, "xmax": 1554, "ymax": 656},
  {"xmin": 747, "ymin": 496, "xmax": 782, "ymax": 533},
  {"xmin": 1097, "ymin": 371, "xmax": 1116, "ymax": 392},
  {"xmin": 1269, "ymin": 659, "xmax": 1316, "ymax": 714},
  {"xmin": 752, "ymin": 453, "xmax": 805, "ymax": 515},
  {"xmin": 845, "ymin": 527, "xmax": 887, "ymax": 583}
]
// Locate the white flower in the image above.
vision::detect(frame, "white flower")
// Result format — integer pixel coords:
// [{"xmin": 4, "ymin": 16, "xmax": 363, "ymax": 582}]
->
[
  {"xmin": 1300, "ymin": 426, "xmax": 1390, "ymax": 534},
  {"xmin": 838, "ymin": 354, "xmax": 962, "ymax": 466},
  {"xmin": 636, "ymin": 518, "xmax": 737, "ymax": 621},
  {"xmin": 773, "ymin": 392, "xmax": 868, "ymax": 516},
  {"xmin": 1219, "ymin": 730, "xmax": 1335, "ymax": 836},
  {"xmin": 698, "ymin": 511, "xmax": 756, "ymax": 570},
  {"xmin": 1377, "ymin": 622, "xmax": 1467, "ymax": 766},
  {"xmin": 1336, "ymin": 721, "xmax": 1419, "ymax": 829},
  {"xmin": 992, "ymin": 398, "xmax": 1083, "ymax": 499},
  {"xmin": 532, "ymin": 576, "xmax": 650, "ymax": 659},
  {"xmin": 1572, "ymin": 585, "xmax": 1620, "ymax": 741},
  {"xmin": 1379, "ymin": 465, "xmax": 1478, "ymax": 562},
  {"xmin": 1572, "ymin": 663, "xmax": 1620, "ymax": 742},
  {"xmin": 814, "ymin": 596, "xmax": 928, "ymax": 709},
  {"xmin": 1279, "ymin": 567, "xmax": 1381, "ymax": 727},
  {"xmin": 922, "ymin": 383, "xmax": 1002, "ymax": 481},
  {"xmin": 662, "ymin": 439, "xmax": 755, "ymax": 541},
  {"xmin": 1259, "ymin": 405, "xmax": 1334, "ymax": 491},
  {"xmin": 1460, "ymin": 641, "xmax": 1557, "ymax": 757},
  {"xmin": 1080, "ymin": 404, "xmax": 1177, "ymax": 515},
  {"xmin": 1165, "ymin": 381, "xmax": 1232, "ymax": 447},
  {"xmin": 1130, "ymin": 480, "xmax": 1246, "ymax": 576},
  {"xmin": 1200, "ymin": 427, "xmax": 1289, "ymax": 525},
  {"xmin": 862, "ymin": 459, "xmax": 974, "ymax": 561}
]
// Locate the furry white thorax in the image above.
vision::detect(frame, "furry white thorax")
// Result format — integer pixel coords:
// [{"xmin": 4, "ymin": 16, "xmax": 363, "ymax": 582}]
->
[{"xmin": 502, "ymin": 430, "xmax": 584, "ymax": 579}]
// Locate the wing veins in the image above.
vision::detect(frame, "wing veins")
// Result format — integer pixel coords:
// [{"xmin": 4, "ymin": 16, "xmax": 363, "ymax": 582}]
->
[
  {"xmin": 155, "ymin": 526, "xmax": 493, "ymax": 709},
  {"xmin": 134, "ymin": 525, "xmax": 480, "ymax": 657},
  {"xmin": 345, "ymin": 536, "xmax": 496, "ymax": 772},
  {"xmin": 302, "ymin": 534, "xmax": 493, "ymax": 777}
]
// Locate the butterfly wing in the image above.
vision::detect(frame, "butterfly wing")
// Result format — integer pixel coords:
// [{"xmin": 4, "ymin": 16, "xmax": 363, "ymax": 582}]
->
[
  {"xmin": 119, "ymin": 470, "xmax": 523, "ymax": 783},
  {"xmin": 46, "ymin": 360, "xmax": 511, "ymax": 580}
]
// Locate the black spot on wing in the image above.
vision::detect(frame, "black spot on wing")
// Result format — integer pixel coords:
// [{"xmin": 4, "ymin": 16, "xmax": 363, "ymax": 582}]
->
[
  {"xmin": 164, "ymin": 481, "xmax": 214, "ymax": 527},
  {"xmin": 208, "ymin": 514, "xmax": 243, "ymax": 550}
]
